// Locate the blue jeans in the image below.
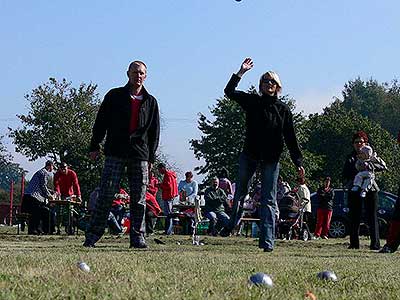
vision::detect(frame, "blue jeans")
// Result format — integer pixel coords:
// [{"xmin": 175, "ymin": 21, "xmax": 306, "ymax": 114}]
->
[
  {"xmin": 163, "ymin": 200, "xmax": 174, "ymax": 235},
  {"xmin": 204, "ymin": 211, "xmax": 230, "ymax": 235},
  {"xmin": 229, "ymin": 152, "xmax": 279, "ymax": 250}
]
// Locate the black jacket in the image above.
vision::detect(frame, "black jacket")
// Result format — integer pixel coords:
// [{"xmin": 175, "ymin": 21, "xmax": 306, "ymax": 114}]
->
[
  {"xmin": 89, "ymin": 84, "xmax": 160, "ymax": 162},
  {"xmin": 224, "ymin": 74, "xmax": 302, "ymax": 167},
  {"xmin": 316, "ymin": 186, "xmax": 335, "ymax": 210}
]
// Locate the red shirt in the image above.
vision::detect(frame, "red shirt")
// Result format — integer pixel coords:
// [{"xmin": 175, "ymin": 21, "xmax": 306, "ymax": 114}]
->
[
  {"xmin": 159, "ymin": 170, "xmax": 178, "ymax": 200},
  {"xmin": 54, "ymin": 169, "xmax": 81, "ymax": 197},
  {"xmin": 129, "ymin": 93, "xmax": 143, "ymax": 134}
]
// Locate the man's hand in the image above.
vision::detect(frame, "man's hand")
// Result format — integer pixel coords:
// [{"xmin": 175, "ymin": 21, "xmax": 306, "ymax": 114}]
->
[
  {"xmin": 237, "ymin": 57, "xmax": 254, "ymax": 77},
  {"xmin": 89, "ymin": 151, "xmax": 100, "ymax": 161},
  {"xmin": 298, "ymin": 166, "xmax": 305, "ymax": 178}
]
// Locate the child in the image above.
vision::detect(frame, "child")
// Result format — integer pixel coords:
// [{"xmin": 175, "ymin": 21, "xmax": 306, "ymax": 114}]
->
[{"xmin": 351, "ymin": 145, "xmax": 376, "ymax": 198}]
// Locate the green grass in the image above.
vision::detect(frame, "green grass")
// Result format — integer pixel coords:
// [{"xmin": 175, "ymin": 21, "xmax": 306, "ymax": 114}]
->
[{"xmin": 0, "ymin": 226, "xmax": 399, "ymax": 300}]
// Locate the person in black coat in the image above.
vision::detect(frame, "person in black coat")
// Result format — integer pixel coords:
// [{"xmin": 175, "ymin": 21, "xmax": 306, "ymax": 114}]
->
[{"xmin": 342, "ymin": 131, "xmax": 387, "ymax": 250}]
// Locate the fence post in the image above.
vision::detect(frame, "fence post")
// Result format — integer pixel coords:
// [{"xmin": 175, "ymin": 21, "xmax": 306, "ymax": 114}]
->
[{"xmin": 9, "ymin": 180, "xmax": 14, "ymax": 226}]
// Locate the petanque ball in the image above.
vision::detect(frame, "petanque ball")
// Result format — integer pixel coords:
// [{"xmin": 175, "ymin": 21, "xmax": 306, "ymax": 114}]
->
[
  {"xmin": 317, "ymin": 270, "xmax": 337, "ymax": 281},
  {"xmin": 249, "ymin": 272, "xmax": 273, "ymax": 287},
  {"xmin": 77, "ymin": 261, "xmax": 90, "ymax": 272}
]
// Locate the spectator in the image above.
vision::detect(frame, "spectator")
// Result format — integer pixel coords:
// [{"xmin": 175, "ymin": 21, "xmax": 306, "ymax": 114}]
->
[
  {"xmin": 88, "ymin": 187, "xmax": 123, "ymax": 234},
  {"xmin": 178, "ymin": 171, "xmax": 198, "ymax": 204},
  {"xmin": 203, "ymin": 177, "xmax": 230, "ymax": 236},
  {"xmin": 84, "ymin": 60, "xmax": 160, "ymax": 249},
  {"xmin": 277, "ymin": 175, "xmax": 291, "ymax": 204},
  {"xmin": 221, "ymin": 58, "xmax": 304, "ymax": 253},
  {"xmin": 54, "ymin": 162, "xmax": 81, "ymax": 201},
  {"xmin": 21, "ymin": 160, "xmax": 55, "ymax": 234},
  {"xmin": 218, "ymin": 168, "xmax": 234, "ymax": 214},
  {"xmin": 313, "ymin": 177, "xmax": 335, "ymax": 239},
  {"xmin": 110, "ymin": 187, "xmax": 129, "ymax": 227},
  {"xmin": 295, "ymin": 177, "xmax": 311, "ymax": 222},
  {"xmin": 157, "ymin": 163, "xmax": 178, "ymax": 235},
  {"xmin": 342, "ymin": 130, "xmax": 387, "ymax": 250},
  {"xmin": 379, "ymin": 131, "xmax": 400, "ymax": 253},
  {"xmin": 145, "ymin": 172, "xmax": 162, "ymax": 235}
]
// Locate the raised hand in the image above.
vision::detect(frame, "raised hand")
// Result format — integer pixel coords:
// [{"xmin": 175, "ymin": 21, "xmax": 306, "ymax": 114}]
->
[{"xmin": 237, "ymin": 57, "xmax": 254, "ymax": 76}]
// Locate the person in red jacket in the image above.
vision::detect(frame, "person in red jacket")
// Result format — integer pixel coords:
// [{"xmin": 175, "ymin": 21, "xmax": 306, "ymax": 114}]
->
[
  {"xmin": 157, "ymin": 163, "xmax": 178, "ymax": 235},
  {"xmin": 54, "ymin": 162, "xmax": 82, "ymax": 201},
  {"xmin": 145, "ymin": 172, "xmax": 162, "ymax": 235}
]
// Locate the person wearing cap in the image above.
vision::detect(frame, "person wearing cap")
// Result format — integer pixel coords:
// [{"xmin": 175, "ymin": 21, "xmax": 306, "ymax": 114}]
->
[
  {"xmin": 220, "ymin": 58, "xmax": 304, "ymax": 253},
  {"xmin": 21, "ymin": 160, "xmax": 55, "ymax": 234},
  {"xmin": 84, "ymin": 60, "xmax": 160, "ymax": 249},
  {"xmin": 54, "ymin": 162, "xmax": 81, "ymax": 201}
]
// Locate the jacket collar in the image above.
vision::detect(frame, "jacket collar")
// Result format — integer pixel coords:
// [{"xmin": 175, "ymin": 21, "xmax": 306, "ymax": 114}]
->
[{"xmin": 123, "ymin": 83, "xmax": 150, "ymax": 100}]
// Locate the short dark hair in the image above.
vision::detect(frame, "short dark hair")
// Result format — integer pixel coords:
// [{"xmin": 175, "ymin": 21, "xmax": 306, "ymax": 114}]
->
[
  {"xmin": 45, "ymin": 160, "xmax": 54, "ymax": 167},
  {"xmin": 352, "ymin": 130, "xmax": 369, "ymax": 144},
  {"xmin": 185, "ymin": 171, "xmax": 193, "ymax": 178},
  {"xmin": 128, "ymin": 60, "xmax": 147, "ymax": 70},
  {"xmin": 157, "ymin": 163, "xmax": 166, "ymax": 169}
]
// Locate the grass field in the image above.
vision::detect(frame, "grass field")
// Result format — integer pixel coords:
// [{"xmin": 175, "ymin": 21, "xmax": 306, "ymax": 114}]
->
[{"xmin": 0, "ymin": 226, "xmax": 399, "ymax": 300}]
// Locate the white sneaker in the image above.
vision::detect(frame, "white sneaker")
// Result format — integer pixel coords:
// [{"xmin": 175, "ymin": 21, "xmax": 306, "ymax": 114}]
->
[{"xmin": 360, "ymin": 191, "xmax": 367, "ymax": 198}]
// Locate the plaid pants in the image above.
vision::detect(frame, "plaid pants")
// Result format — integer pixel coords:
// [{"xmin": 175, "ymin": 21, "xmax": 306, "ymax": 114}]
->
[{"xmin": 85, "ymin": 156, "xmax": 148, "ymax": 245}]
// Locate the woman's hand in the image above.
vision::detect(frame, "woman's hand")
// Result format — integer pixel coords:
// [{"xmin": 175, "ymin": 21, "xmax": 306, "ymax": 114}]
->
[{"xmin": 237, "ymin": 57, "xmax": 254, "ymax": 77}]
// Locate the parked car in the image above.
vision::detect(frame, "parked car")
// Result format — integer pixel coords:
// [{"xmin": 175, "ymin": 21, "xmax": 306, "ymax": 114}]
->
[{"xmin": 309, "ymin": 189, "xmax": 398, "ymax": 238}]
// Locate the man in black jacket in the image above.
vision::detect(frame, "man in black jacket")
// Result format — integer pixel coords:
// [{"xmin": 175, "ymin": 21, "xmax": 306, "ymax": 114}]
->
[
  {"xmin": 221, "ymin": 58, "xmax": 304, "ymax": 252},
  {"xmin": 84, "ymin": 60, "xmax": 160, "ymax": 249}
]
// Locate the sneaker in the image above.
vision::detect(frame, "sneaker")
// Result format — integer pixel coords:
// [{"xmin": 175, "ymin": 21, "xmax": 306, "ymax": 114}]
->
[
  {"xmin": 130, "ymin": 235, "xmax": 148, "ymax": 249},
  {"xmin": 360, "ymin": 191, "xmax": 367, "ymax": 198},
  {"xmin": 263, "ymin": 248, "xmax": 273, "ymax": 252},
  {"xmin": 322, "ymin": 235, "xmax": 329, "ymax": 240},
  {"xmin": 379, "ymin": 245, "xmax": 393, "ymax": 253},
  {"xmin": 312, "ymin": 235, "xmax": 320, "ymax": 240}
]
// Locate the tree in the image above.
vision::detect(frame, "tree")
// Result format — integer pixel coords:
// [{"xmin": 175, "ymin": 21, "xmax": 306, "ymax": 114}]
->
[
  {"xmin": 0, "ymin": 137, "xmax": 25, "ymax": 204},
  {"xmin": 302, "ymin": 100, "xmax": 400, "ymax": 193},
  {"xmin": 341, "ymin": 78, "xmax": 400, "ymax": 137},
  {"xmin": 9, "ymin": 78, "xmax": 103, "ymax": 199}
]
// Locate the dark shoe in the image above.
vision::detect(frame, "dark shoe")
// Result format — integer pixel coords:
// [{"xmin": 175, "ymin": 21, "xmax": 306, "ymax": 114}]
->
[
  {"xmin": 348, "ymin": 245, "xmax": 359, "ymax": 249},
  {"xmin": 370, "ymin": 246, "xmax": 380, "ymax": 250},
  {"xmin": 263, "ymin": 248, "xmax": 273, "ymax": 252},
  {"xmin": 83, "ymin": 241, "xmax": 95, "ymax": 248},
  {"xmin": 219, "ymin": 227, "xmax": 232, "ymax": 237},
  {"xmin": 379, "ymin": 245, "xmax": 393, "ymax": 253},
  {"xmin": 130, "ymin": 236, "xmax": 148, "ymax": 249}
]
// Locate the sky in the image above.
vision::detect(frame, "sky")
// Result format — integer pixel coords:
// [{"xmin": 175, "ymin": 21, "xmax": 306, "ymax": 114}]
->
[{"xmin": 1, "ymin": 0, "xmax": 400, "ymax": 179}]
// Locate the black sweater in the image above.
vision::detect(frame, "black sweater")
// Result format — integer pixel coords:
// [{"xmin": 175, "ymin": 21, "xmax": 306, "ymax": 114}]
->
[
  {"xmin": 224, "ymin": 74, "xmax": 302, "ymax": 167},
  {"xmin": 89, "ymin": 84, "xmax": 160, "ymax": 162}
]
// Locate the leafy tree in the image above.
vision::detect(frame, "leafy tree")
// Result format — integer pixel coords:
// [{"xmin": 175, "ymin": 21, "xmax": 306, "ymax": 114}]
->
[
  {"xmin": 303, "ymin": 100, "xmax": 400, "ymax": 193},
  {"xmin": 9, "ymin": 78, "xmax": 103, "ymax": 200},
  {"xmin": 341, "ymin": 78, "xmax": 400, "ymax": 137},
  {"xmin": 0, "ymin": 137, "xmax": 25, "ymax": 204}
]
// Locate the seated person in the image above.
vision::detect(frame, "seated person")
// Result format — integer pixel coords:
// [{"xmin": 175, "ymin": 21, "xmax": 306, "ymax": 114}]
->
[
  {"xmin": 110, "ymin": 187, "xmax": 129, "ymax": 227},
  {"xmin": 178, "ymin": 171, "xmax": 198, "ymax": 204},
  {"xmin": 88, "ymin": 186, "xmax": 123, "ymax": 235},
  {"xmin": 203, "ymin": 177, "xmax": 230, "ymax": 236}
]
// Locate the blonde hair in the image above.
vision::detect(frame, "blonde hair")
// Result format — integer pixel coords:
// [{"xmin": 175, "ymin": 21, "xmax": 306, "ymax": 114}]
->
[{"xmin": 259, "ymin": 71, "xmax": 282, "ymax": 96}]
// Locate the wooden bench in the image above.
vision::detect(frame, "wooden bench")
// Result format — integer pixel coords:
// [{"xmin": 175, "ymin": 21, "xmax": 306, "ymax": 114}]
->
[{"xmin": 238, "ymin": 217, "xmax": 260, "ymax": 238}]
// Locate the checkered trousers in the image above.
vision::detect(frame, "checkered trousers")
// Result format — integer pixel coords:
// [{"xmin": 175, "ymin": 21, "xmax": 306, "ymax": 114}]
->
[{"xmin": 85, "ymin": 156, "xmax": 148, "ymax": 245}]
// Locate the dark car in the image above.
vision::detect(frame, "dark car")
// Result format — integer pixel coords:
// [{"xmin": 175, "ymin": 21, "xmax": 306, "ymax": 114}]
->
[{"xmin": 310, "ymin": 189, "xmax": 398, "ymax": 238}]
